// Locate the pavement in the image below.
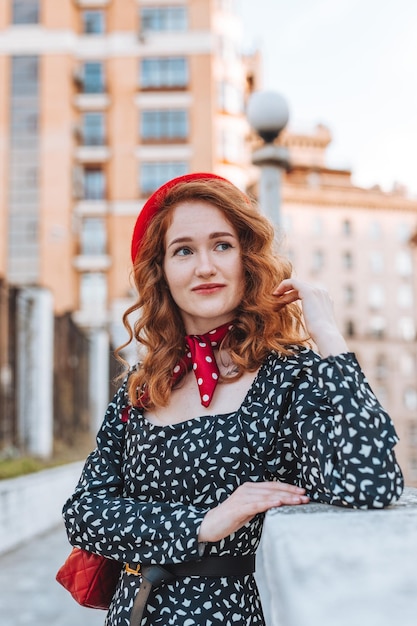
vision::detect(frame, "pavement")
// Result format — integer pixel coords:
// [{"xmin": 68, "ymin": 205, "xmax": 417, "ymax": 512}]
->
[
  {"xmin": 0, "ymin": 524, "xmax": 271, "ymax": 626},
  {"xmin": 0, "ymin": 524, "xmax": 106, "ymax": 626}
]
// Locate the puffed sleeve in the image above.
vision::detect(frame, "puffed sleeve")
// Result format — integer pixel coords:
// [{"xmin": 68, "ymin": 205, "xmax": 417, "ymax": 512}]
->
[
  {"xmin": 243, "ymin": 351, "xmax": 403, "ymax": 509},
  {"xmin": 62, "ymin": 380, "xmax": 209, "ymax": 565}
]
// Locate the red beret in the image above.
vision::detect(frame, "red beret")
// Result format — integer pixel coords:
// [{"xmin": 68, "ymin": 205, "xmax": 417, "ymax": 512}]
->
[{"xmin": 131, "ymin": 172, "xmax": 233, "ymax": 263}]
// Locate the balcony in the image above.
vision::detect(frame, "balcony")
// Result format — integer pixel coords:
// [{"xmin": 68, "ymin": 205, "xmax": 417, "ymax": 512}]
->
[
  {"xmin": 74, "ymin": 93, "xmax": 110, "ymax": 110},
  {"xmin": 75, "ymin": 145, "xmax": 111, "ymax": 163},
  {"xmin": 75, "ymin": 0, "xmax": 110, "ymax": 7},
  {"xmin": 72, "ymin": 254, "xmax": 111, "ymax": 272},
  {"xmin": 74, "ymin": 199, "xmax": 108, "ymax": 216},
  {"xmin": 73, "ymin": 64, "xmax": 109, "ymax": 110},
  {"xmin": 72, "ymin": 307, "xmax": 108, "ymax": 328}
]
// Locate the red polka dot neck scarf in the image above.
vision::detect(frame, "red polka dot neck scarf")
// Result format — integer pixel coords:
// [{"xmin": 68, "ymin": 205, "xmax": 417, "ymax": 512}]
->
[
  {"xmin": 174, "ymin": 322, "xmax": 233, "ymax": 407},
  {"xmin": 121, "ymin": 322, "xmax": 233, "ymax": 420}
]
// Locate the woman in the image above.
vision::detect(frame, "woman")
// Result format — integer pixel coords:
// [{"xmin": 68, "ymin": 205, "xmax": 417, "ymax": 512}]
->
[{"xmin": 63, "ymin": 172, "xmax": 403, "ymax": 626}]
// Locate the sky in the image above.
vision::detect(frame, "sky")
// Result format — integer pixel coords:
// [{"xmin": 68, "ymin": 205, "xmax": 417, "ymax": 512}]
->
[{"xmin": 238, "ymin": 0, "xmax": 417, "ymax": 197}]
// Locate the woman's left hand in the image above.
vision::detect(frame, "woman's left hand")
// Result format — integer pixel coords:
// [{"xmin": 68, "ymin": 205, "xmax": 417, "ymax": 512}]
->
[{"xmin": 273, "ymin": 278, "xmax": 349, "ymax": 357}]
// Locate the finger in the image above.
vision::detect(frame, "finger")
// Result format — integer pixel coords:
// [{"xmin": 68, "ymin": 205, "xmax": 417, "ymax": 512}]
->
[
  {"xmin": 232, "ymin": 495, "xmax": 304, "ymax": 518},
  {"xmin": 269, "ymin": 495, "xmax": 310, "ymax": 509},
  {"xmin": 231, "ymin": 487, "xmax": 308, "ymax": 511},
  {"xmin": 244, "ymin": 492, "xmax": 309, "ymax": 511},
  {"xmin": 272, "ymin": 288, "xmax": 301, "ymax": 306},
  {"xmin": 273, "ymin": 279, "xmax": 295, "ymax": 296},
  {"xmin": 272, "ymin": 290, "xmax": 299, "ymax": 302},
  {"xmin": 273, "ymin": 277, "xmax": 304, "ymax": 295}
]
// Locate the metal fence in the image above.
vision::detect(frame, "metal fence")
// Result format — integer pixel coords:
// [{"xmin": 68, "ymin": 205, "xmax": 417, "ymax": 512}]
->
[
  {"xmin": 0, "ymin": 280, "xmax": 18, "ymax": 452},
  {"xmin": 0, "ymin": 281, "xmax": 92, "ymax": 454},
  {"xmin": 53, "ymin": 313, "xmax": 90, "ymax": 446}
]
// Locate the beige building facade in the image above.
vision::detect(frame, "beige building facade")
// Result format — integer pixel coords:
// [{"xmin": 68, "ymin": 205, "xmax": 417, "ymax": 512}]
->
[
  {"xmin": 1, "ymin": 1, "xmax": 416, "ymax": 484},
  {"xmin": 0, "ymin": 0, "xmax": 252, "ymax": 323},
  {"xmin": 275, "ymin": 126, "xmax": 417, "ymax": 486}
]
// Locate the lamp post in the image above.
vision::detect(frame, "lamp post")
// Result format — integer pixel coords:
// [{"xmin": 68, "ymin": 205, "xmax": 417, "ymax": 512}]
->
[{"xmin": 246, "ymin": 91, "xmax": 290, "ymax": 234}]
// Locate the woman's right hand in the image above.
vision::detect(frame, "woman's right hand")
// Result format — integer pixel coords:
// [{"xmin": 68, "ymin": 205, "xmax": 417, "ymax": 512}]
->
[{"xmin": 198, "ymin": 481, "xmax": 309, "ymax": 543}]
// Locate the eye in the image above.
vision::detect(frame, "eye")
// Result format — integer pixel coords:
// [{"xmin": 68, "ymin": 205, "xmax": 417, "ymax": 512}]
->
[
  {"xmin": 215, "ymin": 242, "xmax": 233, "ymax": 251},
  {"xmin": 173, "ymin": 246, "xmax": 193, "ymax": 257}
]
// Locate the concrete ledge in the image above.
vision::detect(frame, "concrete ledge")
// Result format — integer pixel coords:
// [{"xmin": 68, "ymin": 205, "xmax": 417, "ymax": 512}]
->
[
  {"xmin": 257, "ymin": 488, "xmax": 417, "ymax": 626},
  {"xmin": 2, "ymin": 462, "xmax": 416, "ymax": 626},
  {"xmin": 0, "ymin": 462, "xmax": 83, "ymax": 554}
]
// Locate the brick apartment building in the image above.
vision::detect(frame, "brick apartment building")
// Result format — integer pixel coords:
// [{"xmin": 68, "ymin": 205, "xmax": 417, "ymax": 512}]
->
[{"xmin": 0, "ymin": 0, "xmax": 416, "ymax": 483}]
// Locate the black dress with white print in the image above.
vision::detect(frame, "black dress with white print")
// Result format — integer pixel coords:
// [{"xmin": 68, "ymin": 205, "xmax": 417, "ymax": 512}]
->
[{"xmin": 63, "ymin": 348, "xmax": 403, "ymax": 626}]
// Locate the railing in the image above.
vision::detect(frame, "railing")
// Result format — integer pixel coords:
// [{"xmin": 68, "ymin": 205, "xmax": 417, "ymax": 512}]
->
[
  {"xmin": 0, "ymin": 286, "xmax": 91, "ymax": 456},
  {"xmin": 53, "ymin": 313, "xmax": 90, "ymax": 447},
  {"xmin": 0, "ymin": 280, "xmax": 18, "ymax": 453}
]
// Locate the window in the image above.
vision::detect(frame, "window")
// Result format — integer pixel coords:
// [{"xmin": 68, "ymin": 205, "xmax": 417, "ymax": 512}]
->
[
  {"xmin": 217, "ymin": 82, "xmax": 243, "ymax": 114},
  {"xmin": 399, "ymin": 353, "xmax": 416, "ymax": 376},
  {"xmin": 217, "ymin": 35, "xmax": 239, "ymax": 62},
  {"xmin": 282, "ymin": 215, "xmax": 292, "ymax": 234},
  {"xmin": 11, "ymin": 55, "xmax": 39, "ymax": 95},
  {"xmin": 368, "ymin": 316, "xmax": 385, "ymax": 339},
  {"xmin": 368, "ymin": 220, "xmax": 381, "ymax": 240},
  {"xmin": 83, "ymin": 168, "xmax": 105, "ymax": 200},
  {"xmin": 82, "ymin": 112, "xmax": 105, "ymax": 145},
  {"xmin": 8, "ymin": 214, "xmax": 38, "ymax": 247},
  {"xmin": 312, "ymin": 250, "xmax": 324, "ymax": 273},
  {"xmin": 396, "ymin": 250, "xmax": 413, "ymax": 276},
  {"xmin": 83, "ymin": 62, "xmax": 105, "ymax": 94},
  {"xmin": 342, "ymin": 250, "xmax": 353, "ymax": 270},
  {"xmin": 11, "ymin": 108, "xmax": 38, "ymax": 136},
  {"xmin": 368, "ymin": 284, "xmax": 384, "ymax": 309},
  {"xmin": 342, "ymin": 219, "xmax": 352, "ymax": 236},
  {"xmin": 80, "ymin": 273, "xmax": 107, "ymax": 311},
  {"xmin": 409, "ymin": 423, "xmax": 417, "ymax": 446},
  {"xmin": 343, "ymin": 285, "xmax": 354, "ymax": 305},
  {"xmin": 312, "ymin": 217, "xmax": 323, "ymax": 236},
  {"xmin": 141, "ymin": 58, "xmax": 188, "ymax": 89},
  {"xmin": 83, "ymin": 10, "xmax": 105, "ymax": 34},
  {"xmin": 8, "ymin": 55, "xmax": 40, "ymax": 284},
  {"xmin": 397, "ymin": 284, "xmax": 413, "ymax": 309},
  {"xmin": 12, "ymin": 0, "xmax": 39, "ymax": 24},
  {"xmin": 219, "ymin": 129, "xmax": 244, "ymax": 163},
  {"xmin": 398, "ymin": 317, "xmax": 415, "ymax": 341},
  {"xmin": 140, "ymin": 7, "xmax": 188, "ymax": 31},
  {"xmin": 140, "ymin": 162, "xmax": 188, "ymax": 195},
  {"xmin": 397, "ymin": 222, "xmax": 411, "ymax": 243},
  {"xmin": 410, "ymin": 455, "xmax": 417, "ymax": 481},
  {"xmin": 141, "ymin": 110, "xmax": 188, "ymax": 140},
  {"xmin": 80, "ymin": 218, "xmax": 107, "ymax": 255},
  {"xmin": 369, "ymin": 250, "xmax": 384, "ymax": 274},
  {"xmin": 375, "ymin": 385, "xmax": 388, "ymax": 407},
  {"xmin": 307, "ymin": 172, "xmax": 321, "ymax": 188},
  {"xmin": 404, "ymin": 388, "xmax": 417, "ymax": 411},
  {"xmin": 375, "ymin": 354, "xmax": 388, "ymax": 380}
]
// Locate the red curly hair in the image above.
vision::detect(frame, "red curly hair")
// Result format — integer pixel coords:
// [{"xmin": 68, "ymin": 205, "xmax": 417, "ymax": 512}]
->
[{"xmin": 116, "ymin": 179, "xmax": 309, "ymax": 408}]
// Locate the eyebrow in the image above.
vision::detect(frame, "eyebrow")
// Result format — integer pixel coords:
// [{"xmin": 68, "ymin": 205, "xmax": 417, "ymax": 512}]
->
[{"xmin": 167, "ymin": 231, "xmax": 236, "ymax": 248}]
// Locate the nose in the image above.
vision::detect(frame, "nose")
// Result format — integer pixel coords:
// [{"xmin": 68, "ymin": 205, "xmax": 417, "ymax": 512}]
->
[{"xmin": 195, "ymin": 251, "xmax": 216, "ymax": 277}]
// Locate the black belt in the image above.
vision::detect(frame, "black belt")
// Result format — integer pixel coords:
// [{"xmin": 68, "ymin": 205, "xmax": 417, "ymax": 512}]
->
[{"xmin": 127, "ymin": 554, "xmax": 256, "ymax": 626}]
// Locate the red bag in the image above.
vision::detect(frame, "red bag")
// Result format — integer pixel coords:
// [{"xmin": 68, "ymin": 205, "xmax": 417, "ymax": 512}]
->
[{"xmin": 56, "ymin": 546, "xmax": 122, "ymax": 610}]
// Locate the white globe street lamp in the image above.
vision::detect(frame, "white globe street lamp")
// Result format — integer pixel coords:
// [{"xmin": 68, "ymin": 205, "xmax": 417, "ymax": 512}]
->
[{"xmin": 246, "ymin": 91, "xmax": 290, "ymax": 235}]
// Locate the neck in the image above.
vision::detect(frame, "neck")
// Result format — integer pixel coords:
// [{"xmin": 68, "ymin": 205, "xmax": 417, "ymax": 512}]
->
[{"xmin": 184, "ymin": 319, "xmax": 234, "ymax": 337}]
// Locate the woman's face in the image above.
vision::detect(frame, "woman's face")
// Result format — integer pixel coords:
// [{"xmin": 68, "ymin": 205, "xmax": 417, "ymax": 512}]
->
[{"xmin": 163, "ymin": 201, "xmax": 244, "ymax": 335}]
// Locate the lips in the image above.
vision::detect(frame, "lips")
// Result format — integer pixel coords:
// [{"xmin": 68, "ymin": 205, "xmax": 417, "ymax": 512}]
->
[{"xmin": 191, "ymin": 283, "xmax": 225, "ymax": 294}]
